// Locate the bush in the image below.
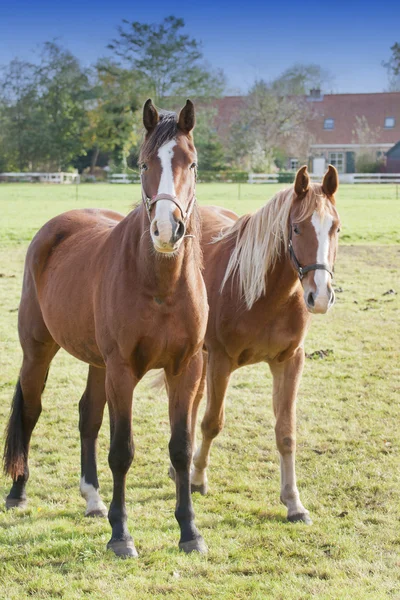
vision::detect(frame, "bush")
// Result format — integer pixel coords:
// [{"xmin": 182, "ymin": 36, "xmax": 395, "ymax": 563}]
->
[
  {"xmin": 277, "ymin": 171, "xmax": 295, "ymax": 183},
  {"xmin": 356, "ymin": 154, "xmax": 384, "ymax": 173}
]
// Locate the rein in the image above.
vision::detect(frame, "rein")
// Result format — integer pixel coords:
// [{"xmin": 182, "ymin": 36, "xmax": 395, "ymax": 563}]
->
[
  {"xmin": 288, "ymin": 225, "xmax": 333, "ymax": 281},
  {"xmin": 141, "ymin": 174, "xmax": 197, "ymax": 225}
]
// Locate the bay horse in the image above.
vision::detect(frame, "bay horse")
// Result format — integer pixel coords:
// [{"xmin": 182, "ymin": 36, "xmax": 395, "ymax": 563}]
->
[
  {"xmin": 170, "ymin": 165, "xmax": 340, "ymax": 525},
  {"xmin": 3, "ymin": 99, "xmax": 209, "ymax": 557}
]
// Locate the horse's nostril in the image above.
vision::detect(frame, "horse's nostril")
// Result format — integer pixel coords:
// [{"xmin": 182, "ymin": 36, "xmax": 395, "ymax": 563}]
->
[
  {"xmin": 307, "ymin": 292, "xmax": 315, "ymax": 307},
  {"xmin": 175, "ymin": 220, "xmax": 185, "ymax": 241},
  {"xmin": 154, "ymin": 227, "xmax": 159, "ymax": 237}
]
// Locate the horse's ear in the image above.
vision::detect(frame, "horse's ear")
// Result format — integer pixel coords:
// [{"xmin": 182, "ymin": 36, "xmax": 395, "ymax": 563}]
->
[
  {"xmin": 178, "ymin": 99, "xmax": 195, "ymax": 134},
  {"xmin": 322, "ymin": 164, "xmax": 339, "ymax": 196},
  {"xmin": 143, "ymin": 99, "xmax": 159, "ymax": 133},
  {"xmin": 294, "ymin": 165, "xmax": 310, "ymax": 196}
]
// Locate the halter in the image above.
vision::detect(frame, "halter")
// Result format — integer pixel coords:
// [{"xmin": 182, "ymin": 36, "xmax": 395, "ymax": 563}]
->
[
  {"xmin": 141, "ymin": 173, "xmax": 197, "ymax": 224},
  {"xmin": 288, "ymin": 225, "xmax": 333, "ymax": 281}
]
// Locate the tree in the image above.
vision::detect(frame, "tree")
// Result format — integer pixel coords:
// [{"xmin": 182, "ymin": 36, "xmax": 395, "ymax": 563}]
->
[
  {"xmin": 229, "ymin": 79, "xmax": 312, "ymax": 171},
  {"xmin": 34, "ymin": 42, "xmax": 91, "ymax": 170},
  {"xmin": 0, "ymin": 43, "xmax": 91, "ymax": 171},
  {"xmin": 383, "ymin": 43, "xmax": 400, "ymax": 91},
  {"xmin": 271, "ymin": 63, "xmax": 334, "ymax": 95},
  {"xmin": 84, "ymin": 59, "xmax": 141, "ymax": 171},
  {"xmin": 108, "ymin": 16, "xmax": 225, "ymax": 103},
  {"xmin": 352, "ymin": 115, "xmax": 383, "ymax": 172},
  {"xmin": 193, "ymin": 106, "xmax": 225, "ymax": 171},
  {"xmin": 0, "ymin": 58, "xmax": 40, "ymax": 170}
]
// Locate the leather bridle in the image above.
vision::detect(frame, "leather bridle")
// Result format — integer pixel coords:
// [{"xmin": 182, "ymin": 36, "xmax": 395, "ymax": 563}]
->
[
  {"xmin": 141, "ymin": 173, "xmax": 197, "ymax": 224},
  {"xmin": 288, "ymin": 224, "xmax": 333, "ymax": 281}
]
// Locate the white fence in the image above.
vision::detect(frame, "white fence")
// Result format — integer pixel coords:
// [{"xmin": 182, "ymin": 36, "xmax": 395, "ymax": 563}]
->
[
  {"xmin": 0, "ymin": 172, "xmax": 80, "ymax": 184},
  {"xmin": 108, "ymin": 173, "xmax": 140, "ymax": 184},
  {"xmin": 339, "ymin": 173, "xmax": 400, "ymax": 184},
  {"xmin": 248, "ymin": 172, "xmax": 400, "ymax": 184}
]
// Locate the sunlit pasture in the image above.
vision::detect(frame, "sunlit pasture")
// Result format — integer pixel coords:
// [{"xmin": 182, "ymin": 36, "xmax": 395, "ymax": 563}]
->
[{"xmin": 0, "ymin": 183, "xmax": 399, "ymax": 599}]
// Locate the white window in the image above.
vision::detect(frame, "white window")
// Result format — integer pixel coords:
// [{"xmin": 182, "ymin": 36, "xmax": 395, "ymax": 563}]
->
[
  {"xmin": 290, "ymin": 158, "xmax": 298, "ymax": 171},
  {"xmin": 384, "ymin": 117, "xmax": 395, "ymax": 128},
  {"xmin": 329, "ymin": 152, "xmax": 344, "ymax": 173},
  {"xmin": 324, "ymin": 118, "xmax": 335, "ymax": 130}
]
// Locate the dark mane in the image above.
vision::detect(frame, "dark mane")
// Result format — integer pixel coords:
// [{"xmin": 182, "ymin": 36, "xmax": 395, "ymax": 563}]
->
[{"xmin": 139, "ymin": 111, "xmax": 178, "ymax": 162}]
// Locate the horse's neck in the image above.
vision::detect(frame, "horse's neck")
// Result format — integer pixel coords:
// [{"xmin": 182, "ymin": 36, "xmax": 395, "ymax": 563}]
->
[
  {"xmin": 224, "ymin": 238, "xmax": 299, "ymax": 311},
  {"xmin": 133, "ymin": 208, "xmax": 197, "ymax": 297}
]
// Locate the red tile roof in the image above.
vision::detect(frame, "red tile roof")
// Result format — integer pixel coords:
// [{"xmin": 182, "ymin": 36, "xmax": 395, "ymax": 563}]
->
[
  {"xmin": 214, "ymin": 92, "xmax": 400, "ymax": 146},
  {"xmin": 307, "ymin": 92, "xmax": 400, "ymax": 145}
]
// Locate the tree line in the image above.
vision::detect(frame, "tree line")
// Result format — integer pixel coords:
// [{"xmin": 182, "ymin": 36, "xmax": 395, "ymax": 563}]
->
[{"xmin": 0, "ymin": 17, "xmax": 398, "ymax": 175}]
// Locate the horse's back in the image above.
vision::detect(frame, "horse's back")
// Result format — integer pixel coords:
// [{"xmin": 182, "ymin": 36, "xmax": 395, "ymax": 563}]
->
[
  {"xmin": 199, "ymin": 205, "xmax": 238, "ymax": 244},
  {"xmin": 26, "ymin": 208, "xmax": 124, "ymax": 277}
]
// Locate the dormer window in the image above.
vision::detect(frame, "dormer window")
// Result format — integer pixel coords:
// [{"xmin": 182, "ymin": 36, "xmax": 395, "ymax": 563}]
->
[
  {"xmin": 384, "ymin": 117, "xmax": 395, "ymax": 128},
  {"xmin": 324, "ymin": 118, "xmax": 335, "ymax": 130}
]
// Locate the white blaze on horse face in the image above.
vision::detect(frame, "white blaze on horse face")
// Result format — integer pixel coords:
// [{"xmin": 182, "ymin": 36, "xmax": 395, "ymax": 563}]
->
[
  {"xmin": 150, "ymin": 139, "xmax": 179, "ymax": 251},
  {"xmin": 308, "ymin": 211, "xmax": 334, "ymax": 311}
]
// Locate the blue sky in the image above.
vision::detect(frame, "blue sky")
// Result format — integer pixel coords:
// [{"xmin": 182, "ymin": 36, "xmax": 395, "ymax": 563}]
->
[{"xmin": 1, "ymin": 0, "xmax": 399, "ymax": 94}]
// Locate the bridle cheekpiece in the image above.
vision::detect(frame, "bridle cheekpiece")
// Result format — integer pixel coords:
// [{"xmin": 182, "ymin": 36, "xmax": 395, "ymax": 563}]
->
[{"xmin": 288, "ymin": 224, "xmax": 333, "ymax": 281}]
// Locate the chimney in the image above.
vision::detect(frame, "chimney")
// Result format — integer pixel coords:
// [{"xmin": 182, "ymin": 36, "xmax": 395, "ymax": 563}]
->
[{"xmin": 309, "ymin": 88, "xmax": 321, "ymax": 99}]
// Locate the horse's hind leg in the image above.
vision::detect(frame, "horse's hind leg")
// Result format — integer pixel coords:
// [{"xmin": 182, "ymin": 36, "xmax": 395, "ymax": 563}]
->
[
  {"xmin": 4, "ymin": 337, "xmax": 59, "ymax": 509},
  {"xmin": 79, "ymin": 365, "xmax": 108, "ymax": 517},
  {"xmin": 269, "ymin": 347, "xmax": 311, "ymax": 524}
]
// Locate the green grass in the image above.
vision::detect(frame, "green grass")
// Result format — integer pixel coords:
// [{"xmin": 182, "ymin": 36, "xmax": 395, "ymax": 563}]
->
[{"xmin": 0, "ymin": 184, "xmax": 399, "ymax": 599}]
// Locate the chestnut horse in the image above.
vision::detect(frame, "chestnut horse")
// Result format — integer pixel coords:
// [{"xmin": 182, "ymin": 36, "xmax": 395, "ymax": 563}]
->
[
  {"xmin": 171, "ymin": 165, "xmax": 340, "ymax": 525},
  {"xmin": 3, "ymin": 99, "xmax": 208, "ymax": 557}
]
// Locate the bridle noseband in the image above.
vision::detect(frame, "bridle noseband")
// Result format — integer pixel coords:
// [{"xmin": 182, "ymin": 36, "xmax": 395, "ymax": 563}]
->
[
  {"xmin": 141, "ymin": 173, "xmax": 197, "ymax": 225},
  {"xmin": 288, "ymin": 225, "xmax": 333, "ymax": 281}
]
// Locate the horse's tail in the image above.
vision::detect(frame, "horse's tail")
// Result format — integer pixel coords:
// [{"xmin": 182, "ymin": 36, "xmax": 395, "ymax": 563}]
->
[{"xmin": 3, "ymin": 379, "xmax": 26, "ymax": 480}]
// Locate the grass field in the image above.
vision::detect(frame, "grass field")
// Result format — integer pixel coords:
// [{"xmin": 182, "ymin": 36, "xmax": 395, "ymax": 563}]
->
[{"xmin": 0, "ymin": 183, "xmax": 399, "ymax": 599}]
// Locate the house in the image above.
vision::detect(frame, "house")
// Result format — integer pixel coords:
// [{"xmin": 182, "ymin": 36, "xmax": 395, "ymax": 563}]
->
[
  {"xmin": 385, "ymin": 140, "xmax": 400, "ymax": 173},
  {"xmin": 214, "ymin": 91, "xmax": 400, "ymax": 173},
  {"xmin": 306, "ymin": 90, "xmax": 400, "ymax": 174}
]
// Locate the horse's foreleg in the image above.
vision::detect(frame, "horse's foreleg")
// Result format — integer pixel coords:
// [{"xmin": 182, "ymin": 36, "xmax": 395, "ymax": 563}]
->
[
  {"xmin": 169, "ymin": 350, "xmax": 208, "ymax": 491},
  {"xmin": 165, "ymin": 350, "xmax": 207, "ymax": 554},
  {"xmin": 269, "ymin": 347, "xmax": 311, "ymax": 524},
  {"xmin": 105, "ymin": 360, "xmax": 137, "ymax": 558},
  {"xmin": 191, "ymin": 348, "xmax": 232, "ymax": 494},
  {"xmin": 79, "ymin": 365, "xmax": 108, "ymax": 517}
]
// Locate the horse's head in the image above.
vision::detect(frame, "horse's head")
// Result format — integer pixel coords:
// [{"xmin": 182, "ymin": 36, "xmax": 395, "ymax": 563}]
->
[
  {"xmin": 289, "ymin": 165, "xmax": 341, "ymax": 314},
  {"xmin": 140, "ymin": 99, "xmax": 197, "ymax": 254}
]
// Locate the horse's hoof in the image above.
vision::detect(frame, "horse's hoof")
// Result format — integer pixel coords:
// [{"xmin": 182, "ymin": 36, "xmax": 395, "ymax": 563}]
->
[
  {"xmin": 191, "ymin": 483, "xmax": 208, "ymax": 496},
  {"xmin": 107, "ymin": 539, "xmax": 138, "ymax": 558},
  {"xmin": 5, "ymin": 497, "xmax": 27, "ymax": 510},
  {"xmin": 179, "ymin": 537, "xmax": 208, "ymax": 554},
  {"xmin": 288, "ymin": 512, "xmax": 312, "ymax": 525},
  {"xmin": 168, "ymin": 465, "xmax": 176, "ymax": 482},
  {"xmin": 86, "ymin": 507, "xmax": 108, "ymax": 518}
]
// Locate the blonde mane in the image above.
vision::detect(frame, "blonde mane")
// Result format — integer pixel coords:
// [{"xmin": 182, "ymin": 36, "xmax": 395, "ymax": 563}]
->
[{"xmin": 218, "ymin": 183, "xmax": 329, "ymax": 309}]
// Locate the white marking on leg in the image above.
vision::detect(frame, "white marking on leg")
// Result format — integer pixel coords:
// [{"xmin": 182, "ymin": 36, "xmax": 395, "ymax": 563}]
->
[
  {"xmin": 191, "ymin": 446, "xmax": 209, "ymax": 487},
  {"xmin": 80, "ymin": 477, "xmax": 107, "ymax": 516},
  {"xmin": 280, "ymin": 454, "xmax": 308, "ymax": 517},
  {"xmin": 311, "ymin": 211, "xmax": 333, "ymax": 296}
]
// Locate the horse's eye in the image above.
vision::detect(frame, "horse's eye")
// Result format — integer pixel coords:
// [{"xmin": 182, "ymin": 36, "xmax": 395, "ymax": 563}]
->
[
  {"xmin": 337, "ymin": 227, "xmax": 341, "ymax": 233},
  {"xmin": 141, "ymin": 164, "xmax": 148, "ymax": 171},
  {"xmin": 190, "ymin": 162, "xmax": 197, "ymax": 170},
  {"xmin": 293, "ymin": 225, "xmax": 300, "ymax": 235}
]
